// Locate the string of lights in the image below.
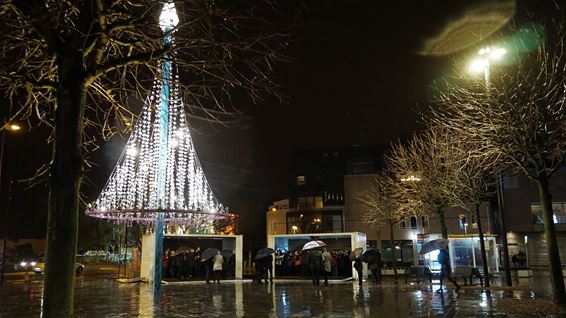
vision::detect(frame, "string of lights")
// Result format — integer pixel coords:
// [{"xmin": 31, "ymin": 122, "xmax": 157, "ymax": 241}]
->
[{"xmin": 86, "ymin": 2, "xmax": 227, "ymax": 232}]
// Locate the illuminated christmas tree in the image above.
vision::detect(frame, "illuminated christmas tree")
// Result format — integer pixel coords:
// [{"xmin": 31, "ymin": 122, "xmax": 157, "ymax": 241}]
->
[{"xmin": 86, "ymin": 2, "xmax": 227, "ymax": 234}]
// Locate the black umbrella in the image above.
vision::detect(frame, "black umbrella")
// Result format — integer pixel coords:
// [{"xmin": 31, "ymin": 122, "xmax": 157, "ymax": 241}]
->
[
  {"xmin": 362, "ymin": 248, "xmax": 379, "ymax": 263},
  {"xmin": 255, "ymin": 248, "xmax": 275, "ymax": 260},
  {"xmin": 201, "ymin": 247, "xmax": 219, "ymax": 262},
  {"xmin": 221, "ymin": 249, "xmax": 234, "ymax": 259}
]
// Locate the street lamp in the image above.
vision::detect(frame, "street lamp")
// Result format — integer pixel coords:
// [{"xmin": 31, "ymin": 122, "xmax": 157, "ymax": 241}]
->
[
  {"xmin": 469, "ymin": 46, "xmax": 507, "ymax": 85},
  {"xmin": 0, "ymin": 122, "xmax": 23, "ymax": 285},
  {"xmin": 291, "ymin": 225, "xmax": 298, "ymax": 235},
  {"xmin": 469, "ymin": 46, "xmax": 511, "ymax": 287}
]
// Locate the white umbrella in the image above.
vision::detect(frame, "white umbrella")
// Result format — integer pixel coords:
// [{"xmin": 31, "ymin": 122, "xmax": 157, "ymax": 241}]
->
[
  {"xmin": 302, "ymin": 240, "xmax": 326, "ymax": 251},
  {"xmin": 419, "ymin": 239, "xmax": 448, "ymax": 255}
]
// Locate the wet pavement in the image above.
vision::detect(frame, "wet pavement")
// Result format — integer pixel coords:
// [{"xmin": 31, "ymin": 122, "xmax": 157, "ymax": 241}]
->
[{"xmin": 1, "ymin": 272, "xmax": 565, "ymax": 317}]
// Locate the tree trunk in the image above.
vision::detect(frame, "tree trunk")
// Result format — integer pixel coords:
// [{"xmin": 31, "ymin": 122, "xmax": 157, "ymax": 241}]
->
[
  {"xmin": 390, "ymin": 222, "xmax": 397, "ymax": 280},
  {"xmin": 438, "ymin": 207, "xmax": 448, "ymax": 239},
  {"xmin": 42, "ymin": 56, "xmax": 86, "ymax": 318},
  {"xmin": 537, "ymin": 175, "xmax": 566, "ymax": 304},
  {"xmin": 475, "ymin": 203, "xmax": 490, "ymax": 287},
  {"xmin": 496, "ymin": 173, "xmax": 512, "ymax": 286}
]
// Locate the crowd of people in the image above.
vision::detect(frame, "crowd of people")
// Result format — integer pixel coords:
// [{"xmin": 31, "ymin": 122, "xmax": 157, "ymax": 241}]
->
[
  {"xmin": 162, "ymin": 248, "xmax": 235, "ymax": 282},
  {"xmin": 255, "ymin": 247, "xmax": 384, "ymax": 287},
  {"xmin": 273, "ymin": 249, "xmax": 354, "ymax": 278}
]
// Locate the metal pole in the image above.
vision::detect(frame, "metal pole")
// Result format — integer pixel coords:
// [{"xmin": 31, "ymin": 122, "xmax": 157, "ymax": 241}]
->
[
  {"xmin": 498, "ymin": 172, "xmax": 512, "ymax": 286},
  {"xmin": 484, "ymin": 60, "xmax": 512, "ymax": 286},
  {"xmin": 0, "ymin": 132, "xmax": 6, "ymax": 285},
  {"xmin": 123, "ymin": 224, "xmax": 128, "ymax": 278}
]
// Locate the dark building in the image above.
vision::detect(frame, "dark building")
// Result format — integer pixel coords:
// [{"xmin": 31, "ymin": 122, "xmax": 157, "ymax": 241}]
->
[{"xmin": 267, "ymin": 146, "xmax": 384, "ymax": 236}]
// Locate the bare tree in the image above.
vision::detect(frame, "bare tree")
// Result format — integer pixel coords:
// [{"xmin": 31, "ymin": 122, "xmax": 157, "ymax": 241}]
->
[
  {"xmin": 437, "ymin": 130, "xmax": 502, "ymax": 287},
  {"xmin": 431, "ymin": 28, "xmax": 566, "ymax": 303},
  {"xmin": 359, "ymin": 171, "xmax": 411, "ymax": 278},
  {"xmin": 0, "ymin": 1, "xmax": 290, "ymax": 316},
  {"xmin": 386, "ymin": 128, "xmax": 454, "ymax": 239}
]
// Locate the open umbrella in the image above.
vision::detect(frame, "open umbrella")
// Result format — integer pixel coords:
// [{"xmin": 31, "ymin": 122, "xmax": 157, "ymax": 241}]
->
[
  {"xmin": 362, "ymin": 248, "xmax": 379, "ymax": 263},
  {"xmin": 221, "ymin": 249, "xmax": 234, "ymax": 260},
  {"xmin": 419, "ymin": 239, "xmax": 448, "ymax": 255},
  {"xmin": 301, "ymin": 240, "xmax": 326, "ymax": 251},
  {"xmin": 255, "ymin": 248, "xmax": 275, "ymax": 260},
  {"xmin": 349, "ymin": 247, "xmax": 363, "ymax": 261},
  {"xmin": 201, "ymin": 247, "xmax": 219, "ymax": 262}
]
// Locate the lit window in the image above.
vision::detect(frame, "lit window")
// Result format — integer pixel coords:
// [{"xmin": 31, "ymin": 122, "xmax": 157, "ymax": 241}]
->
[{"xmin": 297, "ymin": 175, "xmax": 306, "ymax": 186}]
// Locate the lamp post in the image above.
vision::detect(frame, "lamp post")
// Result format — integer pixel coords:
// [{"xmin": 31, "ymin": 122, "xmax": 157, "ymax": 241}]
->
[
  {"xmin": 291, "ymin": 225, "xmax": 298, "ymax": 235},
  {"xmin": 0, "ymin": 123, "xmax": 22, "ymax": 285},
  {"xmin": 469, "ymin": 46, "xmax": 512, "ymax": 287}
]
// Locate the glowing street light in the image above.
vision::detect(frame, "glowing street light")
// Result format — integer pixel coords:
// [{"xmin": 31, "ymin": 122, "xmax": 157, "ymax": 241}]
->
[
  {"xmin": 291, "ymin": 225, "xmax": 298, "ymax": 234},
  {"xmin": 7, "ymin": 124, "xmax": 21, "ymax": 131},
  {"xmin": 401, "ymin": 175, "xmax": 421, "ymax": 182},
  {"xmin": 469, "ymin": 46, "xmax": 507, "ymax": 85}
]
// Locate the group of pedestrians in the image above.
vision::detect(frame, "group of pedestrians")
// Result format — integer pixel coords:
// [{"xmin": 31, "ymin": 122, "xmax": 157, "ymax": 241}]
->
[
  {"xmin": 162, "ymin": 249, "xmax": 201, "ymax": 280},
  {"xmin": 162, "ymin": 248, "xmax": 234, "ymax": 283},
  {"xmin": 223, "ymin": 244, "xmax": 462, "ymax": 292}
]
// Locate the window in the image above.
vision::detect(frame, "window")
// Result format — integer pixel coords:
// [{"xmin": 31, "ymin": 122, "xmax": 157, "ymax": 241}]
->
[
  {"xmin": 421, "ymin": 215, "xmax": 429, "ymax": 229},
  {"xmin": 410, "ymin": 216, "xmax": 418, "ymax": 229},
  {"xmin": 297, "ymin": 175, "xmax": 306, "ymax": 186},
  {"xmin": 502, "ymin": 175, "xmax": 519, "ymax": 190},
  {"xmin": 459, "ymin": 214, "xmax": 467, "ymax": 229},
  {"xmin": 399, "ymin": 218, "xmax": 406, "ymax": 230},
  {"xmin": 531, "ymin": 203, "xmax": 566, "ymax": 224}
]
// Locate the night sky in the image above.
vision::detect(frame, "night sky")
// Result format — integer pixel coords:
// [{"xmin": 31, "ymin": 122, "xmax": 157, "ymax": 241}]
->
[{"xmin": 3, "ymin": 0, "xmax": 519, "ymax": 247}]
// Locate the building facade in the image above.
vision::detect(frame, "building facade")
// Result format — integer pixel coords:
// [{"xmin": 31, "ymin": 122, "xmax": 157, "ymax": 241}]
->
[{"xmin": 266, "ymin": 146, "xmax": 566, "ymax": 270}]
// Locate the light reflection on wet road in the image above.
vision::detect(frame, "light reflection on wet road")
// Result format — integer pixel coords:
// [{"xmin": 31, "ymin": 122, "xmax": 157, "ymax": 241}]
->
[{"xmin": 0, "ymin": 275, "xmax": 559, "ymax": 317}]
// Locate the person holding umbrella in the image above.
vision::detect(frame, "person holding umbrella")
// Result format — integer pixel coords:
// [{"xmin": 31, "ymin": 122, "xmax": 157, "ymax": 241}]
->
[
  {"xmin": 255, "ymin": 248, "xmax": 275, "ymax": 284},
  {"xmin": 419, "ymin": 239, "xmax": 460, "ymax": 293},
  {"xmin": 351, "ymin": 248, "xmax": 363, "ymax": 285},
  {"xmin": 201, "ymin": 247, "xmax": 219, "ymax": 284},
  {"xmin": 437, "ymin": 247, "xmax": 460, "ymax": 293}
]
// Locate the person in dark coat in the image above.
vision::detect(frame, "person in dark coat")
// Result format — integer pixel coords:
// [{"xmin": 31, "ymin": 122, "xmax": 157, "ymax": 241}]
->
[
  {"xmin": 353, "ymin": 255, "xmax": 363, "ymax": 285},
  {"xmin": 369, "ymin": 249, "xmax": 382, "ymax": 284},
  {"xmin": 309, "ymin": 250, "xmax": 323, "ymax": 286},
  {"xmin": 438, "ymin": 248, "xmax": 460, "ymax": 292},
  {"xmin": 255, "ymin": 255, "xmax": 273, "ymax": 284},
  {"xmin": 204, "ymin": 258, "xmax": 213, "ymax": 284}
]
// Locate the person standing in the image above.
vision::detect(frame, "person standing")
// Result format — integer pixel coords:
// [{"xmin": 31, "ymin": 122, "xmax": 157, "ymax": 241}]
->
[
  {"xmin": 255, "ymin": 255, "xmax": 273, "ymax": 284},
  {"xmin": 204, "ymin": 258, "xmax": 213, "ymax": 284},
  {"xmin": 353, "ymin": 255, "xmax": 363, "ymax": 285},
  {"xmin": 321, "ymin": 248, "xmax": 332, "ymax": 285},
  {"xmin": 309, "ymin": 250, "xmax": 323, "ymax": 286},
  {"xmin": 162, "ymin": 249, "xmax": 170, "ymax": 279},
  {"xmin": 438, "ymin": 248, "xmax": 460, "ymax": 292},
  {"xmin": 369, "ymin": 249, "xmax": 382, "ymax": 284},
  {"xmin": 213, "ymin": 251, "xmax": 224, "ymax": 284}
]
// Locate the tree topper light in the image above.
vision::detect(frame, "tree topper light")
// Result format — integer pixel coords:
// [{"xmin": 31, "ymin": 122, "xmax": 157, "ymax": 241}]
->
[{"xmin": 159, "ymin": 2, "xmax": 179, "ymax": 31}]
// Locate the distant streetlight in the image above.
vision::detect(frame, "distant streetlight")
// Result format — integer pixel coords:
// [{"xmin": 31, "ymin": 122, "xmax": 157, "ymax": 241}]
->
[
  {"xmin": 0, "ymin": 122, "xmax": 24, "ymax": 285},
  {"xmin": 469, "ymin": 46, "xmax": 507, "ymax": 85},
  {"xmin": 400, "ymin": 175, "xmax": 421, "ymax": 182},
  {"xmin": 291, "ymin": 225, "xmax": 298, "ymax": 234}
]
